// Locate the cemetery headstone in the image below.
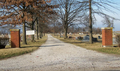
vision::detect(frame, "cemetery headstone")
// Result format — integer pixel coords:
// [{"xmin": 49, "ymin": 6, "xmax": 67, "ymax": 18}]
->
[
  {"xmin": 82, "ymin": 35, "xmax": 98, "ymax": 42},
  {"xmin": 92, "ymin": 38, "xmax": 98, "ymax": 42},
  {"xmin": 60, "ymin": 35, "xmax": 63, "ymax": 38},
  {"xmin": 82, "ymin": 35, "xmax": 89, "ymax": 42},
  {"xmin": 60, "ymin": 33, "xmax": 63, "ymax": 38},
  {"xmin": 69, "ymin": 32, "xmax": 72, "ymax": 35},
  {"xmin": 77, "ymin": 36, "xmax": 83, "ymax": 40},
  {"xmin": 0, "ymin": 38, "xmax": 9, "ymax": 49},
  {"xmin": 76, "ymin": 37, "xmax": 78, "ymax": 40},
  {"xmin": 68, "ymin": 36, "xmax": 72, "ymax": 39},
  {"xmin": 98, "ymin": 36, "xmax": 101, "ymax": 39},
  {"xmin": 113, "ymin": 37, "xmax": 117, "ymax": 45}
]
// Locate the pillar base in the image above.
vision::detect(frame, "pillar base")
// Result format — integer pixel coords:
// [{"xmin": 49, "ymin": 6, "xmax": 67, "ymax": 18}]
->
[{"xmin": 102, "ymin": 45, "xmax": 113, "ymax": 47}]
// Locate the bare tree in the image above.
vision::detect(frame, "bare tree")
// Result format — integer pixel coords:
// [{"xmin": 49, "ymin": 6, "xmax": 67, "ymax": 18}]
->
[
  {"xmin": 57, "ymin": 0, "xmax": 86, "ymax": 39},
  {"xmin": 92, "ymin": 27, "xmax": 101, "ymax": 34},
  {"xmin": 102, "ymin": 15, "xmax": 114, "ymax": 28},
  {"xmin": 78, "ymin": 0, "xmax": 119, "ymax": 44},
  {"xmin": 89, "ymin": 0, "xmax": 93, "ymax": 44}
]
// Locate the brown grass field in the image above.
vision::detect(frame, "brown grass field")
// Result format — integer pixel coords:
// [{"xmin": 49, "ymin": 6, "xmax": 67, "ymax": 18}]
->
[
  {"xmin": 0, "ymin": 34, "xmax": 47, "ymax": 60},
  {"xmin": 53, "ymin": 33, "xmax": 120, "ymax": 55}
]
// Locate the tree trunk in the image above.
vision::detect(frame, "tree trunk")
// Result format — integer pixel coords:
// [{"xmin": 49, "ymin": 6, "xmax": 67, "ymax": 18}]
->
[
  {"xmin": 60, "ymin": 32, "xmax": 61, "ymax": 38},
  {"xmin": 40, "ymin": 26, "xmax": 43, "ymax": 39},
  {"xmin": 54, "ymin": 23, "xmax": 55, "ymax": 36},
  {"xmin": 22, "ymin": 4, "xmax": 27, "ymax": 44},
  {"xmin": 22, "ymin": 22, "xmax": 27, "ymax": 44},
  {"xmin": 36, "ymin": 18, "xmax": 39, "ymax": 40},
  {"xmin": 64, "ymin": 27, "xmax": 68, "ymax": 39},
  {"xmin": 40, "ymin": 31, "xmax": 43, "ymax": 39},
  {"xmin": 31, "ymin": 22, "xmax": 35, "ymax": 42},
  {"xmin": 64, "ymin": 0, "xmax": 68, "ymax": 39},
  {"xmin": 118, "ymin": 44, "xmax": 120, "ymax": 47},
  {"xmin": 89, "ymin": 0, "xmax": 93, "ymax": 44},
  {"xmin": 44, "ymin": 33, "xmax": 45, "ymax": 36}
]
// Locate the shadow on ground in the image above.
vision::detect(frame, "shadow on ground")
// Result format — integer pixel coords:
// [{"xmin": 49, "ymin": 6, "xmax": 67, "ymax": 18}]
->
[
  {"xmin": 41, "ymin": 44, "xmax": 64, "ymax": 47},
  {"xmin": 20, "ymin": 46, "xmax": 40, "ymax": 48}
]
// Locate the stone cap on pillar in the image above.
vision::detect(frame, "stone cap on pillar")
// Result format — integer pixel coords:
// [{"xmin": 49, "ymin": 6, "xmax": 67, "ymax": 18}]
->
[
  {"xmin": 10, "ymin": 29, "xmax": 20, "ymax": 31},
  {"xmin": 101, "ymin": 27, "xmax": 113, "ymax": 30}
]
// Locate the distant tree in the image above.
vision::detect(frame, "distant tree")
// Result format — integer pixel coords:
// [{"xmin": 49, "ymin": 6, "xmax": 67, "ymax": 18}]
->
[
  {"xmin": 92, "ymin": 27, "xmax": 101, "ymax": 34},
  {"xmin": 96, "ymin": 27, "xmax": 102, "ymax": 34}
]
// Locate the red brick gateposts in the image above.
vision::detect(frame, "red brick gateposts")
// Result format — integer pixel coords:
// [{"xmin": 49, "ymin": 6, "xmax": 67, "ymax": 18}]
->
[
  {"xmin": 10, "ymin": 29, "xmax": 20, "ymax": 48},
  {"xmin": 101, "ymin": 27, "xmax": 113, "ymax": 47}
]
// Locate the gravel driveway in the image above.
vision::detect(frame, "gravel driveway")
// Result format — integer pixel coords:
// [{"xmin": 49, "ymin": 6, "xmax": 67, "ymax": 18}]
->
[{"xmin": 0, "ymin": 34, "xmax": 120, "ymax": 71}]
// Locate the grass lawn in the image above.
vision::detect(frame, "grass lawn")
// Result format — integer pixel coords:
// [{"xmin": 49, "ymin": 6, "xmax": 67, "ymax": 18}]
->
[
  {"xmin": 0, "ymin": 35, "xmax": 47, "ymax": 60},
  {"xmin": 53, "ymin": 35, "xmax": 120, "ymax": 55}
]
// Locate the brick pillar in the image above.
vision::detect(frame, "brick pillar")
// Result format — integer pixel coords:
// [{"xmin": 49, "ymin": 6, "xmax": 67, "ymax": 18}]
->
[
  {"xmin": 101, "ymin": 27, "xmax": 113, "ymax": 47},
  {"xmin": 10, "ymin": 29, "xmax": 20, "ymax": 48}
]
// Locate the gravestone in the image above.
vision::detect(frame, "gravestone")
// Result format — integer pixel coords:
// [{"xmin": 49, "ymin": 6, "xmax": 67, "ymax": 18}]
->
[
  {"xmin": 113, "ymin": 37, "xmax": 117, "ymax": 45},
  {"xmin": 60, "ymin": 35, "xmax": 63, "ymax": 37},
  {"xmin": 77, "ymin": 36, "xmax": 83, "ymax": 40},
  {"xmin": 69, "ymin": 32, "xmax": 72, "ymax": 35},
  {"xmin": 98, "ymin": 36, "xmax": 101, "ymax": 39},
  {"xmin": 76, "ymin": 37, "xmax": 78, "ymax": 40},
  {"xmin": 83, "ymin": 35, "xmax": 89, "ymax": 40},
  {"xmin": 82, "ymin": 35, "xmax": 98, "ymax": 42},
  {"xmin": 82, "ymin": 35, "xmax": 89, "ymax": 42},
  {"xmin": 79, "ymin": 33, "xmax": 83, "ymax": 35},
  {"xmin": 92, "ymin": 38, "xmax": 98, "ymax": 42},
  {"xmin": 68, "ymin": 36, "xmax": 72, "ymax": 38},
  {"xmin": 60, "ymin": 33, "xmax": 63, "ymax": 38}
]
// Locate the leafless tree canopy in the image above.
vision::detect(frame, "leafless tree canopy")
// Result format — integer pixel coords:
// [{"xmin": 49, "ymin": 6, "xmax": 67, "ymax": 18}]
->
[
  {"xmin": 102, "ymin": 15, "xmax": 114, "ymax": 28},
  {"xmin": 77, "ymin": 0, "xmax": 119, "ymax": 43},
  {"xmin": 56, "ymin": 0, "xmax": 86, "ymax": 38}
]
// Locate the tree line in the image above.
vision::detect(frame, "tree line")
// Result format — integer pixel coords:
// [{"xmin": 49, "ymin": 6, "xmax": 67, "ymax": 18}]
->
[
  {"xmin": 0, "ymin": 0, "xmax": 57, "ymax": 44},
  {"xmin": 0, "ymin": 0, "xmax": 119, "ymax": 44},
  {"xmin": 54, "ymin": 0, "xmax": 119, "ymax": 43}
]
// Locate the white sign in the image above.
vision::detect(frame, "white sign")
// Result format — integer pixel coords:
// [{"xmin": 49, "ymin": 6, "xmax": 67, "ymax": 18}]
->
[{"xmin": 26, "ymin": 30, "xmax": 35, "ymax": 35}]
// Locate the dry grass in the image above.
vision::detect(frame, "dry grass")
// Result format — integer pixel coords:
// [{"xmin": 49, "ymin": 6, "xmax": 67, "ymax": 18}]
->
[
  {"xmin": 53, "ymin": 34, "xmax": 120, "ymax": 55},
  {"xmin": 0, "ymin": 35, "xmax": 47, "ymax": 60},
  {"xmin": 65, "ymin": 33, "xmax": 102, "ymax": 39}
]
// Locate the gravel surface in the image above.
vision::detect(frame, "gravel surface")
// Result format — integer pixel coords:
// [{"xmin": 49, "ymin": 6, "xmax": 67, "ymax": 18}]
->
[{"xmin": 0, "ymin": 34, "xmax": 120, "ymax": 71}]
